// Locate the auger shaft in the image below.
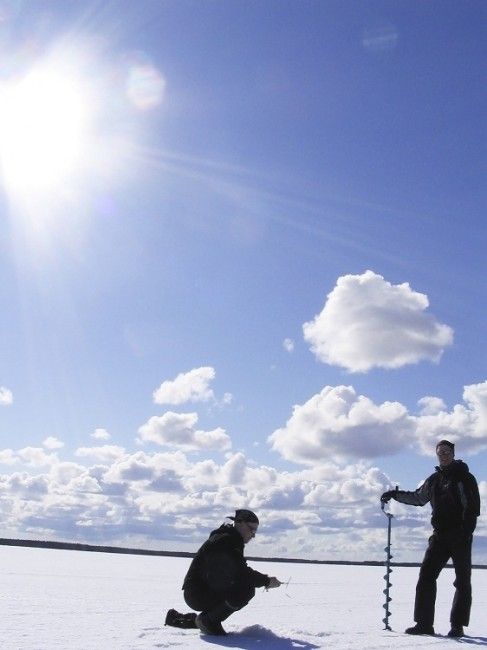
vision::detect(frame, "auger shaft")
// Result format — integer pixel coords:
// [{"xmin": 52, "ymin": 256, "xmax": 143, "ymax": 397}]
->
[{"xmin": 381, "ymin": 499, "xmax": 394, "ymax": 631}]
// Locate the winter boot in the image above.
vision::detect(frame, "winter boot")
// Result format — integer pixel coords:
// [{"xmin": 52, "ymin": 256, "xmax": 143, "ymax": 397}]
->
[
  {"xmin": 405, "ymin": 623, "xmax": 435, "ymax": 635},
  {"xmin": 195, "ymin": 612, "xmax": 227, "ymax": 635},
  {"xmin": 447, "ymin": 625, "xmax": 464, "ymax": 638},
  {"xmin": 164, "ymin": 608, "xmax": 197, "ymax": 629},
  {"xmin": 195, "ymin": 601, "xmax": 235, "ymax": 636}
]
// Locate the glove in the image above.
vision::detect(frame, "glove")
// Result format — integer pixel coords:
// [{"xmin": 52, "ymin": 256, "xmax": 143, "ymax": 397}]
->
[
  {"xmin": 266, "ymin": 577, "xmax": 282, "ymax": 589},
  {"xmin": 381, "ymin": 490, "xmax": 395, "ymax": 504}
]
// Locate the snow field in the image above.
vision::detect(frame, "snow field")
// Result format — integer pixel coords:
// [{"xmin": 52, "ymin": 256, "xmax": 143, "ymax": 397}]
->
[{"xmin": 1, "ymin": 546, "xmax": 485, "ymax": 649}]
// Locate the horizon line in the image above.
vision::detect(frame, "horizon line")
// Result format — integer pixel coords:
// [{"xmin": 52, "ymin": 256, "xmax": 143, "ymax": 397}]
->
[{"xmin": 1, "ymin": 537, "xmax": 485, "ymax": 570}]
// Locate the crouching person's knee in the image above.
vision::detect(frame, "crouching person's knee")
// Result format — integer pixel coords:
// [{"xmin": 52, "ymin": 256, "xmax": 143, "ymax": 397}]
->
[{"xmin": 227, "ymin": 584, "xmax": 256, "ymax": 611}]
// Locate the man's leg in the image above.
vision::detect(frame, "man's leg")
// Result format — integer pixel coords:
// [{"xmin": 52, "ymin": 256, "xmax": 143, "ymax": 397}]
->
[
  {"xmin": 413, "ymin": 534, "xmax": 450, "ymax": 627},
  {"xmin": 184, "ymin": 583, "xmax": 219, "ymax": 612},
  {"xmin": 184, "ymin": 584, "xmax": 228, "ymax": 635},
  {"xmin": 165, "ymin": 584, "xmax": 214, "ymax": 629},
  {"xmin": 194, "ymin": 583, "xmax": 256, "ymax": 635},
  {"xmin": 450, "ymin": 533, "xmax": 473, "ymax": 628}
]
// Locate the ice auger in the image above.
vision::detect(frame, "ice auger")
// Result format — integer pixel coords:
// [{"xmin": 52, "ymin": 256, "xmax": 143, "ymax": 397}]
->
[{"xmin": 381, "ymin": 497, "xmax": 394, "ymax": 631}]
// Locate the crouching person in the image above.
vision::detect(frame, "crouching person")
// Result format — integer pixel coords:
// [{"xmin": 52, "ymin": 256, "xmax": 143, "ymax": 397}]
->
[{"xmin": 166, "ymin": 509, "xmax": 281, "ymax": 636}]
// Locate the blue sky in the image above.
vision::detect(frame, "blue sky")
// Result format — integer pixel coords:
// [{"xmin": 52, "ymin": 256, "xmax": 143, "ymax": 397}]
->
[{"xmin": 0, "ymin": 1, "xmax": 485, "ymax": 562}]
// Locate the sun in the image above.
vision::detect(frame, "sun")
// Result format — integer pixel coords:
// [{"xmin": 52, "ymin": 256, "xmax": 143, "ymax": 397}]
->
[{"xmin": 0, "ymin": 66, "xmax": 89, "ymax": 192}]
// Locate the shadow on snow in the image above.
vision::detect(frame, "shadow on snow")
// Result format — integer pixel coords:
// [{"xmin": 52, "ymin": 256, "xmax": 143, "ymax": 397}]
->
[{"xmin": 198, "ymin": 625, "xmax": 321, "ymax": 649}]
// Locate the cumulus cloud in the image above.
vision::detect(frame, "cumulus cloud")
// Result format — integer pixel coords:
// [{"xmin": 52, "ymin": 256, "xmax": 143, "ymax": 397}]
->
[
  {"xmin": 18, "ymin": 447, "xmax": 58, "ymax": 467},
  {"xmin": 268, "ymin": 381, "xmax": 487, "ymax": 464},
  {"xmin": 2, "ymin": 472, "xmax": 50, "ymax": 498},
  {"xmin": 138, "ymin": 411, "xmax": 231, "ymax": 452},
  {"xmin": 303, "ymin": 270, "xmax": 453, "ymax": 372},
  {"xmin": 417, "ymin": 396, "xmax": 447, "ymax": 415},
  {"xmin": 220, "ymin": 452, "xmax": 247, "ymax": 486},
  {"xmin": 153, "ymin": 367, "xmax": 217, "ymax": 405},
  {"xmin": 220, "ymin": 392, "xmax": 234, "ymax": 407},
  {"xmin": 49, "ymin": 462, "xmax": 85, "ymax": 484},
  {"xmin": 0, "ymin": 386, "xmax": 13, "ymax": 406},
  {"xmin": 75, "ymin": 445, "xmax": 125, "ymax": 462},
  {"xmin": 0, "ymin": 449, "xmax": 16, "ymax": 465},
  {"xmin": 0, "ymin": 378, "xmax": 484, "ymax": 562},
  {"xmin": 0, "ymin": 435, "xmax": 481, "ymax": 562},
  {"xmin": 414, "ymin": 381, "xmax": 487, "ymax": 455},
  {"xmin": 43, "ymin": 436, "xmax": 64, "ymax": 450},
  {"xmin": 268, "ymin": 384, "xmax": 414, "ymax": 464},
  {"xmin": 304, "ymin": 466, "xmax": 387, "ymax": 506},
  {"xmin": 91, "ymin": 428, "xmax": 111, "ymax": 441},
  {"xmin": 283, "ymin": 338, "xmax": 295, "ymax": 353}
]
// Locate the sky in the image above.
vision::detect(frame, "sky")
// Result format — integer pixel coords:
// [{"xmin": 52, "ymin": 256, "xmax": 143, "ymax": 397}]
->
[
  {"xmin": 2, "ymin": 547, "xmax": 486, "ymax": 648},
  {"xmin": 0, "ymin": 1, "xmax": 485, "ymax": 563}
]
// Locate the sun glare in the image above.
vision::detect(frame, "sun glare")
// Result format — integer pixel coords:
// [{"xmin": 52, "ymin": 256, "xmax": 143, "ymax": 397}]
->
[{"xmin": 0, "ymin": 68, "xmax": 88, "ymax": 192}]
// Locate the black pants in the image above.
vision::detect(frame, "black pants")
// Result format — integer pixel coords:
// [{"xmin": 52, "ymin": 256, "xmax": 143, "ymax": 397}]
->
[
  {"xmin": 414, "ymin": 530, "xmax": 472, "ymax": 627},
  {"xmin": 184, "ymin": 581, "xmax": 255, "ymax": 615}
]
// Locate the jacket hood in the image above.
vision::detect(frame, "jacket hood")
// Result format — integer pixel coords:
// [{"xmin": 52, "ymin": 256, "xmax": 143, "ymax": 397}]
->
[
  {"xmin": 436, "ymin": 459, "xmax": 469, "ymax": 475},
  {"xmin": 208, "ymin": 523, "xmax": 244, "ymax": 543},
  {"xmin": 209, "ymin": 523, "xmax": 234, "ymax": 536}
]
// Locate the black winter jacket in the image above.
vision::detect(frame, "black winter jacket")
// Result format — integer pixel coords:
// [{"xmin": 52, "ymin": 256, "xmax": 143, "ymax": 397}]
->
[
  {"xmin": 182, "ymin": 524, "xmax": 270, "ymax": 593},
  {"xmin": 394, "ymin": 460, "xmax": 480, "ymax": 534}
]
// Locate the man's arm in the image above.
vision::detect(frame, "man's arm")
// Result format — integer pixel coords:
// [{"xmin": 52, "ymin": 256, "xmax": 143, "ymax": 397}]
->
[
  {"xmin": 381, "ymin": 476, "xmax": 432, "ymax": 507},
  {"xmin": 463, "ymin": 473, "xmax": 481, "ymax": 534},
  {"xmin": 245, "ymin": 565, "xmax": 274, "ymax": 588},
  {"xmin": 204, "ymin": 549, "xmax": 278, "ymax": 591}
]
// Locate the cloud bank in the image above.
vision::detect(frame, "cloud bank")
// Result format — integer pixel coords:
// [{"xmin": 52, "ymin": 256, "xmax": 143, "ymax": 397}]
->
[
  {"xmin": 269, "ymin": 381, "xmax": 487, "ymax": 465},
  {"xmin": 0, "ymin": 379, "xmax": 485, "ymax": 561}
]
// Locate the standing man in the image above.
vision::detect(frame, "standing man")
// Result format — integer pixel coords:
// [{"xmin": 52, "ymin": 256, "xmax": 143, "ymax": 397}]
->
[
  {"xmin": 165, "ymin": 509, "xmax": 282, "ymax": 635},
  {"xmin": 381, "ymin": 440, "xmax": 480, "ymax": 638}
]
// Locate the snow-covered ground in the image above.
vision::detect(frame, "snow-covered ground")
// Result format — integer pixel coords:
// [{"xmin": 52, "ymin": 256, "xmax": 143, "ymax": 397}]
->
[{"xmin": 1, "ymin": 546, "xmax": 485, "ymax": 649}]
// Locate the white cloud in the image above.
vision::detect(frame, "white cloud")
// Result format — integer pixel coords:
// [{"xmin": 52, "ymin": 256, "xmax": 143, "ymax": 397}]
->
[
  {"xmin": 153, "ymin": 367, "xmax": 216, "ymax": 405},
  {"xmin": 75, "ymin": 445, "xmax": 125, "ymax": 462},
  {"xmin": 0, "ymin": 449, "xmax": 17, "ymax": 465},
  {"xmin": 220, "ymin": 452, "xmax": 247, "ymax": 486},
  {"xmin": 0, "ymin": 380, "xmax": 484, "ymax": 561},
  {"xmin": 362, "ymin": 24, "xmax": 399, "ymax": 52},
  {"xmin": 18, "ymin": 447, "xmax": 58, "ymax": 467},
  {"xmin": 2, "ymin": 472, "xmax": 50, "ymax": 497},
  {"xmin": 283, "ymin": 338, "xmax": 295, "ymax": 353},
  {"xmin": 268, "ymin": 381, "xmax": 487, "ymax": 464},
  {"xmin": 43, "ymin": 436, "xmax": 64, "ymax": 450},
  {"xmin": 49, "ymin": 462, "xmax": 85, "ymax": 484},
  {"xmin": 268, "ymin": 384, "xmax": 414, "ymax": 464},
  {"xmin": 414, "ymin": 381, "xmax": 487, "ymax": 455},
  {"xmin": 138, "ymin": 411, "xmax": 231, "ymax": 452},
  {"xmin": 304, "ymin": 466, "xmax": 387, "ymax": 506},
  {"xmin": 0, "ymin": 437, "xmax": 483, "ymax": 562},
  {"xmin": 417, "ymin": 396, "xmax": 447, "ymax": 415},
  {"xmin": 303, "ymin": 270, "xmax": 453, "ymax": 372},
  {"xmin": 91, "ymin": 428, "xmax": 111, "ymax": 441},
  {"xmin": 220, "ymin": 392, "xmax": 234, "ymax": 406},
  {"xmin": 0, "ymin": 386, "xmax": 13, "ymax": 406}
]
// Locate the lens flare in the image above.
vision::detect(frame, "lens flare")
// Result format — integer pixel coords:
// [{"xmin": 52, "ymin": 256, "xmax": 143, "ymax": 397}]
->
[{"xmin": 126, "ymin": 63, "xmax": 165, "ymax": 110}]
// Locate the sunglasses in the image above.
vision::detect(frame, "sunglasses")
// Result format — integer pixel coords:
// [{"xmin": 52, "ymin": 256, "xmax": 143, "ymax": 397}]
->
[{"xmin": 240, "ymin": 520, "xmax": 258, "ymax": 534}]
